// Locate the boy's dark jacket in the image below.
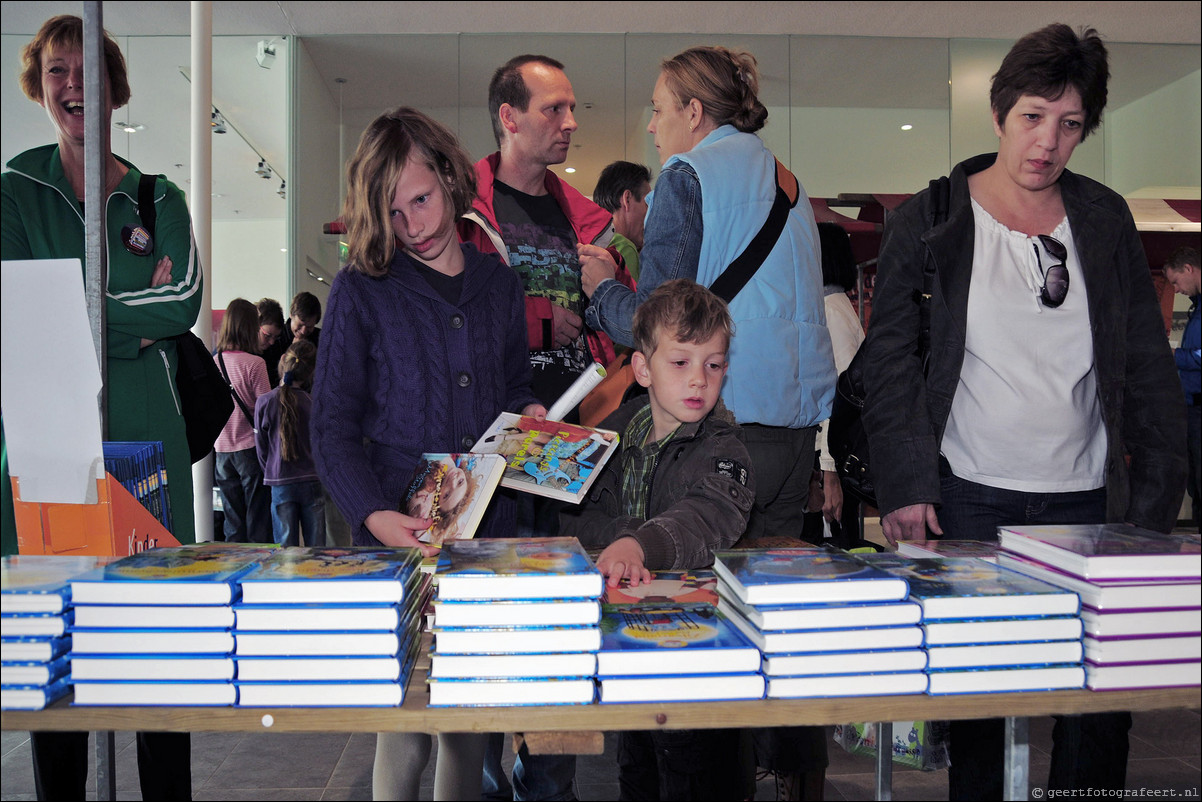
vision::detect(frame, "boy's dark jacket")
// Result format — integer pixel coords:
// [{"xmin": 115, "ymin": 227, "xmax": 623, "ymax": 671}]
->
[{"xmin": 558, "ymin": 397, "xmax": 755, "ymax": 570}]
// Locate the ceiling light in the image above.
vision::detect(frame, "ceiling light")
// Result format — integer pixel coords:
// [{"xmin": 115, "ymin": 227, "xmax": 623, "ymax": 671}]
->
[
  {"xmin": 257, "ymin": 39, "xmax": 277, "ymax": 69},
  {"xmin": 255, "ymin": 160, "xmax": 272, "ymax": 179},
  {"xmin": 900, "ymin": 124, "xmax": 913, "ymax": 131},
  {"xmin": 113, "ymin": 121, "xmax": 144, "ymax": 133},
  {"xmin": 211, "ymin": 111, "xmax": 227, "ymax": 134},
  {"xmin": 277, "ymin": 180, "xmax": 287, "ymax": 199},
  {"xmin": 564, "ymin": 167, "xmax": 576, "ymax": 174}
]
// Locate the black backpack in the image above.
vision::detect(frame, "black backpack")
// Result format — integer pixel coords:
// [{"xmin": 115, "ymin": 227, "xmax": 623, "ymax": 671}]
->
[
  {"xmin": 137, "ymin": 174, "xmax": 234, "ymax": 463},
  {"xmin": 827, "ymin": 176, "xmax": 950, "ymax": 507}
]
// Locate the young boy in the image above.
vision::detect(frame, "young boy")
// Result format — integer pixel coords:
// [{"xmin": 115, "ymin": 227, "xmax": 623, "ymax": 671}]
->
[{"xmin": 559, "ymin": 278, "xmax": 755, "ymax": 801}]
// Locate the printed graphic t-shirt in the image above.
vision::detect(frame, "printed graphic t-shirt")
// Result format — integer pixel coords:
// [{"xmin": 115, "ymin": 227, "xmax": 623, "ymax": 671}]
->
[{"xmin": 493, "ymin": 180, "xmax": 591, "ymax": 407}]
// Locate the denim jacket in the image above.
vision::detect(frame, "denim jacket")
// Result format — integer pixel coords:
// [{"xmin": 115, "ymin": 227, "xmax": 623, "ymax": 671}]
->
[{"xmin": 860, "ymin": 153, "xmax": 1187, "ymax": 531}]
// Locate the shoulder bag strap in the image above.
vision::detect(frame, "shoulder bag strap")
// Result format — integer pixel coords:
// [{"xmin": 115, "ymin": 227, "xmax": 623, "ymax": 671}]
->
[
  {"xmin": 709, "ymin": 159, "xmax": 799, "ymax": 304},
  {"xmin": 217, "ymin": 351, "xmax": 256, "ymax": 426}
]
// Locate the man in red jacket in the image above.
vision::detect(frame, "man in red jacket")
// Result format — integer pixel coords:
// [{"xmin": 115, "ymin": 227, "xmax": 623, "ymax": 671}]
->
[{"xmin": 457, "ymin": 54, "xmax": 619, "ymax": 415}]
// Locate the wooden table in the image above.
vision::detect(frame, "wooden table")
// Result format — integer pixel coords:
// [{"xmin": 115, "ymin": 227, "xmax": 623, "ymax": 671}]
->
[{"xmin": 4, "ymin": 657, "xmax": 1197, "ymax": 802}]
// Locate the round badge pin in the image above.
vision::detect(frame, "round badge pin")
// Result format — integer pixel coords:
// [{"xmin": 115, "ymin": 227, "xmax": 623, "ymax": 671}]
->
[{"xmin": 122, "ymin": 224, "xmax": 153, "ymax": 256}]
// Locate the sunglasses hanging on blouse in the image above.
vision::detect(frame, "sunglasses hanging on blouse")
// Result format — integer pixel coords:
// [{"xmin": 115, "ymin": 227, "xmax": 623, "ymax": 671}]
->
[{"xmin": 1034, "ymin": 234, "xmax": 1070, "ymax": 308}]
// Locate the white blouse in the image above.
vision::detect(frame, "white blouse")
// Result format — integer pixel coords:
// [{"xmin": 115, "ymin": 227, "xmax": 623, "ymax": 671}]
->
[{"xmin": 940, "ymin": 199, "xmax": 1107, "ymax": 493}]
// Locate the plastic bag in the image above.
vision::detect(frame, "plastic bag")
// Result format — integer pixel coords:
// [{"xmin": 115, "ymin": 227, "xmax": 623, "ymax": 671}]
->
[{"xmin": 832, "ymin": 720, "xmax": 949, "ymax": 771}]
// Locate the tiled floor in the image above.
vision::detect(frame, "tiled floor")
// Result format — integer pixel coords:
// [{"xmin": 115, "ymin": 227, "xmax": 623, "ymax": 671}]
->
[{"xmin": 2, "ymin": 708, "xmax": 1200, "ymax": 800}]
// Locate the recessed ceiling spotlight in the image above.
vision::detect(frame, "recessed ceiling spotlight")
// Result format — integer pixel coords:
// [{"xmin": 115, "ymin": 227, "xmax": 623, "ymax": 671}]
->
[
  {"xmin": 900, "ymin": 124, "xmax": 913, "ymax": 131},
  {"xmin": 113, "ymin": 121, "xmax": 144, "ymax": 133},
  {"xmin": 564, "ymin": 167, "xmax": 576, "ymax": 174}
]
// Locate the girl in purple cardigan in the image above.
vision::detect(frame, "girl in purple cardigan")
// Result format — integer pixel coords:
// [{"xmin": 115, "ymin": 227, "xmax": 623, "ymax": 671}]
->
[{"xmin": 310, "ymin": 107, "xmax": 544, "ymax": 801}]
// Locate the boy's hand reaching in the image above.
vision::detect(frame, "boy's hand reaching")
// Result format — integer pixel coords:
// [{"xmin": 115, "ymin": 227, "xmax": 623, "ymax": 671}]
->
[
  {"xmin": 365, "ymin": 509, "xmax": 439, "ymax": 558},
  {"xmin": 597, "ymin": 536, "xmax": 651, "ymax": 587}
]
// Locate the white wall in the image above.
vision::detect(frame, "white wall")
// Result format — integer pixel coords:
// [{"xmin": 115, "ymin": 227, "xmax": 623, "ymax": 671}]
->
[
  {"xmin": 209, "ymin": 218, "xmax": 287, "ymax": 312},
  {"xmin": 1107, "ymin": 70, "xmax": 1202, "ymax": 196}
]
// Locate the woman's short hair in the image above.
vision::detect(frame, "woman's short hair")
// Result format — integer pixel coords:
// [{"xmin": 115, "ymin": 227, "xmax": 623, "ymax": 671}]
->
[
  {"xmin": 19, "ymin": 14, "xmax": 130, "ymax": 109},
  {"xmin": 216, "ymin": 298, "xmax": 262, "ymax": 354},
  {"xmin": 659, "ymin": 46, "xmax": 768, "ymax": 134},
  {"xmin": 342, "ymin": 106, "xmax": 477, "ymax": 277},
  {"xmin": 991, "ymin": 23, "xmax": 1109, "ymax": 140},
  {"xmin": 632, "ymin": 279, "xmax": 733, "ymax": 358},
  {"xmin": 257, "ymin": 298, "xmax": 285, "ymax": 330}
]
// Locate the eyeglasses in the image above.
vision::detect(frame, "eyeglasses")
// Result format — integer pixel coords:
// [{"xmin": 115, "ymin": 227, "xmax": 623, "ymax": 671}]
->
[{"xmin": 1033, "ymin": 234, "xmax": 1069, "ymax": 308}]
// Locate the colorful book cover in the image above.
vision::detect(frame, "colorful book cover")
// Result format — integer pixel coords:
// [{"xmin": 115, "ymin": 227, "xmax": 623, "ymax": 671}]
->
[
  {"xmin": 237, "ymin": 547, "xmax": 423, "ymax": 605},
  {"xmin": 854, "ymin": 554, "xmax": 1080, "ymax": 620},
  {"xmin": 896, "ymin": 539, "xmax": 998, "ymax": 562},
  {"xmin": 711, "ymin": 549, "xmax": 909, "ymax": 606},
  {"xmin": 0, "ymin": 635, "xmax": 71, "ymax": 663},
  {"xmin": 434, "ymin": 537, "xmax": 604, "ymax": 601},
  {"xmin": 470, "ymin": 412, "xmax": 619, "ymax": 504},
  {"xmin": 596, "ymin": 602, "xmax": 760, "ymax": 676},
  {"xmin": 1, "ymin": 555, "xmax": 113, "ymax": 613},
  {"xmin": 401, "ymin": 453, "xmax": 506, "ymax": 546},
  {"xmin": 996, "ymin": 552, "xmax": 1202, "ymax": 612},
  {"xmin": 602, "ymin": 570, "xmax": 719, "ymax": 605},
  {"xmin": 69, "ymin": 545, "xmax": 273, "ymax": 606},
  {"xmin": 996, "ymin": 524, "xmax": 1201, "ymax": 580}
]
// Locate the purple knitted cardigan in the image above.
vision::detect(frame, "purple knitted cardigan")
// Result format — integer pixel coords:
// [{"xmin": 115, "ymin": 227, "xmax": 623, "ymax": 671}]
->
[{"xmin": 311, "ymin": 243, "xmax": 539, "ymax": 545}]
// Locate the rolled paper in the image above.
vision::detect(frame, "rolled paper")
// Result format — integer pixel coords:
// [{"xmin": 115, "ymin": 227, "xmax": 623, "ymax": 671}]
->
[{"xmin": 546, "ymin": 362, "xmax": 607, "ymax": 422}]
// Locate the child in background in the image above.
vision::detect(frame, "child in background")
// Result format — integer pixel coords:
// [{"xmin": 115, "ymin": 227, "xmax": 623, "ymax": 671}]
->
[
  {"xmin": 254, "ymin": 340, "xmax": 325, "ymax": 547},
  {"xmin": 310, "ymin": 106, "xmax": 544, "ymax": 802},
  {"xmin": 558, "ymin": 278, "xmax": 755, "ymax": 800}
]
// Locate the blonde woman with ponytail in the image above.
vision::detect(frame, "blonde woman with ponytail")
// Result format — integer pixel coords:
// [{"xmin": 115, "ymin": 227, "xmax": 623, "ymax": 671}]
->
[{"xmin": 253, "ymin": 339, "xmax": 325, "ymax": 547}]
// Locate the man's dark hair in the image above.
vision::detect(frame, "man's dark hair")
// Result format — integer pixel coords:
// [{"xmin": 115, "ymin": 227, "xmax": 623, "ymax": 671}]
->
[
  {"xmin": 487, "ymin": 54, "xmax": 565, "ymax": 147},
  {"xmin": 291, "ymin": 291, "xmax": 322, "ymax": 324},
  {"xmin": 991, "ymin": 23, "xmax": 1109, "ymax": 140},
  {"xmin": 1165, "ymin": 246, "xmax": 1200, "ymax": 273},
  {"xmin": 593, "ymin": 161, "xmax": 652, "ymax": 213},
  {"xmin": 257, "ymin": 297, "xmax": 285, "ymax": 329}
]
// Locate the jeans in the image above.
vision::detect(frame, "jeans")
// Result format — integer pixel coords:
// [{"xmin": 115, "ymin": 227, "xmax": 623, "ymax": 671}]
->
[
  {"xmin": 937, "ymin": 459, "xmax": 1128, "ymax": 801},
  {"xmin": 270, "ymin": 480, "xmax": 326, "ymax": 547},
  {"xmin": 739, "ymin": 424, "xmax": 817, "ymax": 541},
  {"xmin": 482, "ymin": 733, "xmax": 577, "ymax": 801},
  {"xmin": 215, "ymin": 448, "xmax": 272, "ymax": 543}
]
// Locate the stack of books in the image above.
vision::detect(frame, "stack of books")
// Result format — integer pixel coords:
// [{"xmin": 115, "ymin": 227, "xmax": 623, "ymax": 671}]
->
[
  {"xmin": 996, "ymin": 524, "xmax": 1201, "ymax": 691},
  {"xmin": 896, "ymin": 539, "xmax": 999, "ymax": 562},
  {"xmin": 427, "ymin": 537, "xmax": 602, "ymax": 707},
  {"xmin": 712, "ymin": 548, "xmax": 927, "ymax": 699},
  {"xmin": 1, "ymin": 555, "xmax": 108, "ymax": 710},
  {"xmin": 232, "ymin": 547, "xmax": 428, "ymax": 707},
  {"xmin": 594, "ymin": 601, "xmax": 763, "ymax": 703},
  {"xmin": 67, "ymin": 545, "xmax": 271, "ymax": 706},
  {"xmin": 104, "ymin": 441, "xmax": 173, "ymax": 532},
  {"xmin": 859, "ymin": 553, "xmax": 1086, "ymax": 695}
]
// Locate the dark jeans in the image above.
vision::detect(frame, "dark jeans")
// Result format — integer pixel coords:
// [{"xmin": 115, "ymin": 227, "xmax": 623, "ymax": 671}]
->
[
  {"xmin": 215, "ymin": 448, "xmax": 272, "ymax": 543},
  {"xmin": 482, "ymin": 732, "xmax": 577, "ymax": 801},
  {"xmin": 617, "ymin": 729, "xmax": 743, "ymax": 801},
  {"xmin": 740, "ymin": 424, "xmax": 817, "ymax": 540},
  {"xmin": 937, "ymin": 459, "xmax": 1129, "ymax": 800},
  {"xmin": 270, "ymin": 480, "xmax": 326, "ymax": 547},
  {"xmin": 31, "ymin": 730, "xmax": 191, "ymax": 800}
]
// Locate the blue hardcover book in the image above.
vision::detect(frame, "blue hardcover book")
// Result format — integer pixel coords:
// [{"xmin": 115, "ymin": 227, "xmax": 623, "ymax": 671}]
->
[
  {"xmin": 432, "ymin": 624, "xmax": 602, "ymax": 655},
  {"xmin": 1, "ymin": 555, "xmax": 112, "ymax": 613},
  {"xmin": 72, "ymin": 678, "xmax": 236, "ymax": 706},
  {"xmin": 596, "ymin": 602, "xmax": 760, "ymax": 677},
  {"xmin": 427, "ymin": 675, "xmax": 597, "ymax": 707},
  {"xmin": 925, "ymin": 664, "xmax": 1086, "ymax": 695},
  {"xmin": 71, "ymin": 627, "xmax": 235, "ymax": 655},
  {"xmin": 237, "ymin": 547, "xmax": 423, "ymax": 605},
  {"xmin": 0, "ymin": 654, "xmax": 70, "ymax": 686},
  {"xmin": 712, "ymin": 549, "xmax": 909, "ymax": 606},
  {"xmin": 435, "ymin": 537, "xmax": 603, "ymax": 601},
  {"xmin": 766, "ymin": 671, "xmax": 929, "ymax": 699},
  {"xmin": 0, "ymin": 674, "xmax": 71, "ymax": 710},
  {"xmin": 70, "ymin": 545, "xmax": 274, "ymax": 606},
  {"xmin": 0, "ymin": 635, "xmax": 71, "ymax": 663},
  {"xmin": 70, "ymin": 654, "xmax": 236, "ymax": 681},
  {"xmin": 854, "ymin": 554, "xmax": 1081, "ymax": 620},
  {"xmin": 431, "ymin": 596, "xmax": 602, "ymax": 628},
  {"xmin": 597, "ymin": 671, "xmax": 766, "ymax": 704},
  {"xmin": 1, "ymin": 610, "xmax": 74, "ymax": 638},
  {"xmin": 716, "ymin": 591, "xmax": 922, "ymax": 631}
]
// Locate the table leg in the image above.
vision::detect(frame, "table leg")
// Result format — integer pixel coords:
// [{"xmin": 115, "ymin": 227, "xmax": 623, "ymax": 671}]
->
[
  {"xmin": 874, "ymin": 721, "xmax": 892, "ymax": 801},
  {"xmin": 96, "ymin": 730, "xmax": 116, "ymax": 801},
  {"xmin": 1003, "ymin": 716, "xmax": 1030, "ymax": 801}
]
